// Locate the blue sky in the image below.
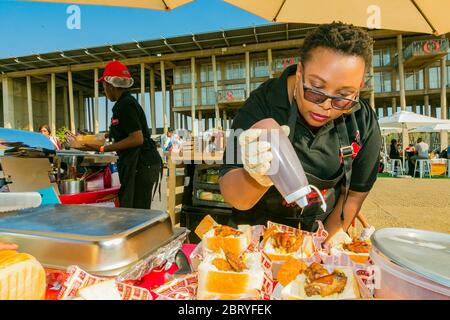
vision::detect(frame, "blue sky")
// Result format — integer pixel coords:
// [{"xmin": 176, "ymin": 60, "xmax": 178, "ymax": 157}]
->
[
  {"xmin": 0, "ymin": 0, "xmax": 268, "ymax": 58},
  {"xmin": 0, "ymin": 0, "xmax": 271, "ymax": 131}
]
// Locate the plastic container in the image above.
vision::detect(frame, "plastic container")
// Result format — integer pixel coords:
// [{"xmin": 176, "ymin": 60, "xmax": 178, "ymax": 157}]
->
[
  {"xmin": 251, "ymin": 118, "xmax": 326, "ymax": 211},
  {"xmin": 370, "ymin": 247, "xmax": 450, "ymax": 300}
]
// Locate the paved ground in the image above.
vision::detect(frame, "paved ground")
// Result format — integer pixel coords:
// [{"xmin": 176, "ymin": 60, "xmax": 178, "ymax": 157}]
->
[
  {"xmin": 359, "ymin": 177, "xmax": 450, "ymax": 234},
  {"xmin": 152, "ymin": 170, "xmax": 450, "ymax": 234}
]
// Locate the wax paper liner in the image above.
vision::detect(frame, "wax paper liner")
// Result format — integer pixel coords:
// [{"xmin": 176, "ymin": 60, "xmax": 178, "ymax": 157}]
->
[
  {"xmin": 116, "ymin": 229, "xmax": 190, "ymax": 283},
  {"xmin": 271, "ymin": 263, "xmax": 374, "ymax": 300},
  {"xmin": 57, "ymin": 265, "xmax": 152, "ymax": 300},
  {"xmin": 190, "ymin": 225, "xmax": 264, "ymax": 272},
  {"xmin": 155, "ymin": 250, "xmax": 274, "ymax": 300}
]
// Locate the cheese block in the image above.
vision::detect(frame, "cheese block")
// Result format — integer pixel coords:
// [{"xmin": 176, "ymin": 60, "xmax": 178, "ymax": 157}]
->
[
  {"xmin": 0, "ymin": 250, "xmax": 46, "ymax": 300},
  {"xmin": 197, "ymin": 251, "xmax": 265, "ymax": 300},
  {"xmin": 281, "ymin": 267, "xmax": 361, "ymax": 300}
]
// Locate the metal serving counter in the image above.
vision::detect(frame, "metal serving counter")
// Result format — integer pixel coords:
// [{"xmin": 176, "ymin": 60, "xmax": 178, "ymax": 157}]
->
[{"xmin": 0, "ymin": 204, "xmax": 185, "ymax": 276}]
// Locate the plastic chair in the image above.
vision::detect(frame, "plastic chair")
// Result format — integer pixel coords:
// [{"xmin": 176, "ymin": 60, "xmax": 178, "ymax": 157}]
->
[
  {"xmin": 390, "ymin": 159, "xmax": 403, "ymax": 176},
  {"xmin": 414, "ymin": 159, "xmax": 431, "ymax": 178},
  {"xmin": 447, "ymin": 159, "xmax": 450, "ymax": 178}
]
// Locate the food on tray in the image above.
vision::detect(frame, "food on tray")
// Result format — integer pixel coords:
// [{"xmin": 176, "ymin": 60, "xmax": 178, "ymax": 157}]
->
[
  {"xmin": 328, "ymin": 230, "xmax": 372, "ymax": 264},
  {"xmin": 0, "ymin": 249, "xmax": 46, "ymax": 300},
  {"xmin": 277, "ymin": 257, "xmax": 308, "ymax": 286},
  {"xmin": 195, "ymin": 215, "xmax": 251, "ymax": 255},
  {"xmin": 262, "ymin": 224, "xmax": 314, "ymax": 260},
  {"xmin": 197, "ymin": 251, "xmax": 265, "ymax": 300},
  {"xmin": 280, "ymin": 261, "xmax": 361, "ymax": 300},
  {"xmin": 78, "ymin": 280, "xmax": 122, "ymax": 300},
  {"xmin": 197, "ymin": 190, "xmax": 224, "ymax": 202}
]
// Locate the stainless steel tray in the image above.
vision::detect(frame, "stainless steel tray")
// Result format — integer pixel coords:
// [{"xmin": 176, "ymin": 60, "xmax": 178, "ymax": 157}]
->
[{"xmin": 0, "ymin": 204, "xmax": 184, "ymax": 276}]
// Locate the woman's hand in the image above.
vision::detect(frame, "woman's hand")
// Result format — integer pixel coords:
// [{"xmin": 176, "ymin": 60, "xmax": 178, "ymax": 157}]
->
[
  {"xmin": 0, "ymin": 242, "xmax": 18, "ymax": 250},
  {"xmin": 239, "ymin": 126, "xmax": 290, "ymax": 187}
]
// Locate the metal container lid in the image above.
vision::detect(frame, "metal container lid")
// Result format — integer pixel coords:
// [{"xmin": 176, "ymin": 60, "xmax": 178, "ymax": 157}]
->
[{"xmin": 371, "ymin": 228, "xmax": 450, "ymax": 287}]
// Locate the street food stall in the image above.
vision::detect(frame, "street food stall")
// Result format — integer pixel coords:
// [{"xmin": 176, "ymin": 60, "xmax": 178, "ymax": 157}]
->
[
  {"xmin": 1, "ymin": 129, "xmax": 449, "ymax": 300},
  {"xmin": 0, "ymin": 128, "xmax": 120, "ymax": 206}
]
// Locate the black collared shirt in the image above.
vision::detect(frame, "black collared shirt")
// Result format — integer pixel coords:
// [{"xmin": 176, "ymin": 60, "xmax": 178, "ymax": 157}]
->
[
  {"xmin": 110, "ymin": 91, "xmax": 160, "ymax": 166},
  {"xmin": 220, "ymin": 64, "xmax": 382, "ymax": 193}
]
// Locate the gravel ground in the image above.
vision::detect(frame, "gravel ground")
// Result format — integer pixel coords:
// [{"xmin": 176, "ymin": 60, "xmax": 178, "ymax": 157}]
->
[{"xmin": 359, "ymin": 177, "xmax": 450, "ymax": 234}]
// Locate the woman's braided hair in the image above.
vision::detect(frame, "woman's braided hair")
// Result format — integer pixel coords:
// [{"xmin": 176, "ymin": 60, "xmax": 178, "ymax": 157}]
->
[{"xmin": 300, "ymin": 21, "xmax": 374, "ymax": 69}]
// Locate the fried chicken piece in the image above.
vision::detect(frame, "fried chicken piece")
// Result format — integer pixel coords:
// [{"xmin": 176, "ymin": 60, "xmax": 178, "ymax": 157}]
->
[
  {"xmin": 304, "ymin": 262, "xmax": 329, "ymax": 282},
  {"xmin": 262, "ymin": 226, "xmax": 279, "ymax": 247},
  {"xmin": 224, "ymin": 251, "xmax": 247, "ymax": 272},
  {"xmin": 213, "ymin": 225, "xmax": 242, "ymax": 237},
  {"xmin": 270, "ymin": 231, "xmax": 304, "ymax": 253},
  {"xmin": 212, "ymin": 258, "xmax": 233, "ymax": 272},
  {"xmin": 343, "ymin": 239, "xmax": 371, "ymax": 254},
  {"xmin": 304, "ymin": 271, "xmax": 348, "ymax": 297}
]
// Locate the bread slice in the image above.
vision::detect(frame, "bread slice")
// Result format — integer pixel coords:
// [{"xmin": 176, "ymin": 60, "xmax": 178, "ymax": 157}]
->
[
  {"xmin": 281, "ymin": 267, "xmax": 361, "ymax": 300},
  {"xmin": 197, "ymin": 251, "xmax": 265, "ymax": 300},
  {"xmin": 203, "ymin": 224, "xmax": 252, "ymax": 255},
  {"xmin": 0, "ymin": 250, "xmax": 46, "ymax": 300},
  {"xmin": 194, "ymin": 215, "xmax": 218, "ymax": 240}
]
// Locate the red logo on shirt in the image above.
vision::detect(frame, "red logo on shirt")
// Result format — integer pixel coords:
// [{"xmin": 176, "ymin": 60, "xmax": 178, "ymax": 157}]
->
[{"xmin": 111, "ymin": 118, "xmax": 119, "ymax": 125}]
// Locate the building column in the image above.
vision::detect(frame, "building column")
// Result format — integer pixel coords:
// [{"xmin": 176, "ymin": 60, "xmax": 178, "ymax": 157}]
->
[
  {"xmin": 68, "ymin": 71, "xmax": 75, "ymax": 133},
  {"xmin": 223, "ymin": 110, "xmax": 228, "ymax": 130},
  {"xmin": 191, "ymin": 57, "xmax": 197, "ymax": 136},
  {"xmin": 93, "ymin": 68, "xmax": 99, "ymax": 134},
  {"xmin": 78, "ymin": 91, "xmax": 84, "ymax": 132},
  {"xmin": 369, "ymin": 44, "xmax": 375, "ymax": 109},
  {"xmin": 183, "ymin": 114, "xmax": 188, "ymax": 131},
  {"xmin": 397, "ymin": 35, "xmax": 408, "ymax": 166},
  {"xmin": 149, "ymin": 66, "xmax": 157, "ymax": 135},
  {"xmin": 50, "ymin": 73, "xmax": 56, "ymax": 135},
  {"xmin": 161, "ymin": 61, "xmax": 168, "ymax": 134},
  {"xmin": 47, "ymin": 80, "xmax": 51, "ymax": 128},
  {"xmin": 63, "ymin": 86, "xmax": 69, "ymax": 128},
  {"xmin": 245, "ymin": 51, "xmax": 251, "ymax": 98},
  {"xmin": 140, "ymin": 63, "xmax": 145, "ymax": 110},
  {"xmin": 205, "ymin": 115, "xmax": 209, "ymax": 131},
  {"xmin": 170, "ymin": 87, "xmax": 175, "ymax": 130},
  {"xmin": 424, "ymin": 94, "xmax": 430, "ymax": 116},
  {"xmin": 392, "ymin": 97, "xmax": 397, "ymax": 113},
  {"xmin": 26, "ymin": 76, "xmax": 34, "ymax": 132},
  {"xmin": 412, "ymin": 99, "xmax": 417, "ymax": 114},
  {"xmin": 267, "ymin": 48, "xmax": 273, "ymax": 79},
  {"xmin": 211, "ymin": 54, "xmax": 220, "ymax": 129},
  {"xmin": 440, "ymin": 52, "xmax": 448, "ymax": 150},
  {"xmin": 198, "ymin": 110, "xmax": 203, "ymax": 132},
  {"xmin": 2, "ymin": 77, "xmax": 14, "ymax": 128},
  {"xmin": 174, "ymin": 112, "xmax": 179, "ymax": 130},
  {"xmin": 431, "ymin": 102, "xmax": 437, "ymax": 117}
]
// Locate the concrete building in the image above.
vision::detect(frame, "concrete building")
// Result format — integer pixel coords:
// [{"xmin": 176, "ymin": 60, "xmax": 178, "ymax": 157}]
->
[{"xmin": 1, "ymin": 23, "xmax": 449, "ymax": 148}]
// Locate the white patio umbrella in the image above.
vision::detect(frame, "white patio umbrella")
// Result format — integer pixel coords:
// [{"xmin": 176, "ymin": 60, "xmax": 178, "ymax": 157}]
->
[
  {"xmin": 224, "ymin": 0, "xmax": 450, "ymax": 35},
  {"xmin": 409, "ymin": 122, "xmax": 450, "ymax": 133},
  {"xmin": 378, "ymin": 111, "xmax": 448, "ymax": 168},
  {"xmin": 27, "ymin": 0, "xmax": 193, "ymax": 10}
]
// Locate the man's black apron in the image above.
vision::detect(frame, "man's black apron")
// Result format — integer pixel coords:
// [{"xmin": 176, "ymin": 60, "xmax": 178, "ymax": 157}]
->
[{"xmin": 229, "ymin": 97, "xmax": 360, "ymax": 232}]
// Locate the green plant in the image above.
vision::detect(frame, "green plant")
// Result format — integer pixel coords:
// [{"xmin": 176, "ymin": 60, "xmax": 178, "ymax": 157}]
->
[{"xmin": 56, "ymin": 126, "xmax": 69, "ymax": 142}]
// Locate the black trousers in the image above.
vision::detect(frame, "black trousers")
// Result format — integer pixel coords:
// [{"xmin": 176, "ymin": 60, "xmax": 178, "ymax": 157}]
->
[{"xmin": 118, "ymin": 158, "xmax": 161, "ymax": 209}]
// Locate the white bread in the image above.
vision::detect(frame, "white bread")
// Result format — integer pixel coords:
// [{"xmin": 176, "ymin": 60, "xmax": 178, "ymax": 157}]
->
[
  {"xmin": 281, "ymin": 267, "xmax": 361, "ymax": 300},
  {"xmin": 202, "ymin": 224, "xmax": 252, "ymax": 255},
  {"xmin": 0, "ymin": 250, "xmax": 46, "ymax": 300},
  {"xmin": 197, "ymin": 251, "xmax": 265, "ymax": 300}
]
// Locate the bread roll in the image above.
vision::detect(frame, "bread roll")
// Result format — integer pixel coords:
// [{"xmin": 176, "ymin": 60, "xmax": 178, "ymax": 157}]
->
[
  {"xmin": 0, "ymin": 250, "xmax": 46, "ymax": 300},
  {"xmin": 197, "ymin": 251, "xmax": 265, "ymax": 300}
]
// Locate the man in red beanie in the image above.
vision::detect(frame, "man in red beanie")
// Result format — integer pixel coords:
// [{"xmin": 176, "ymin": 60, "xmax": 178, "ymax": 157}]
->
[{"xmin": 85, "ymin": 60, "xmax": 162, "ymax": 209}]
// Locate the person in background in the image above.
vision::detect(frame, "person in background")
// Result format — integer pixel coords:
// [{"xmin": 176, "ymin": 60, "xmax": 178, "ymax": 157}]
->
[
  {"xmin": 411, "ymin": 137, "xmax": 429, "ymax": 165},
  {"xmin": 206, "ymin": 135, "xmax": 217, "ymax": 154},
  {"xmin": 39, "ymin": 124, "xmax": 61, "ymax": 150},
  {"xmin": 389, "ymin": 139, "xmax": 400, "ymax": 160},
  {"xmin": 162, "ymin": 128, "xmax": 176, "ymax": 153},
  {"xmin": 84, "ymin": 60, "xmax": 162, "ymax": 209}
]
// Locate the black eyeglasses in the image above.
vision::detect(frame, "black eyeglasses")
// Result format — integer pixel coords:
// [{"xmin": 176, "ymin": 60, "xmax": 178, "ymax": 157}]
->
[{"xmin": 301, "ymin": 73, "xmax": 359, "ymax": 111}]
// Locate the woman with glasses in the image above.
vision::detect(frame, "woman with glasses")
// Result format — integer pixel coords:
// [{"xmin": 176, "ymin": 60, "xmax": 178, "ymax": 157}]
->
[{"xmin": 219, "ymin": 22, "xmax": 381, "ymax": 242}]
